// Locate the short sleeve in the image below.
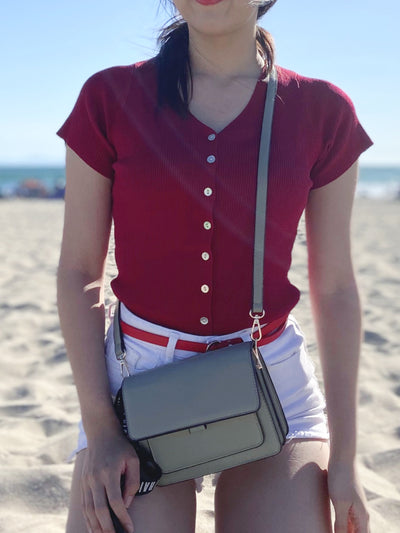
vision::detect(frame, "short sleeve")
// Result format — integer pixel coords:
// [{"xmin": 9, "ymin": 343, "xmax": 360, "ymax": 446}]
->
[
  {"xmin": 57, "ymin": 70, "xmax": 119, "ymax": 179},
  {"xmin": 310, "ymin": 82, "xmax": 373, "ymax": 189}
]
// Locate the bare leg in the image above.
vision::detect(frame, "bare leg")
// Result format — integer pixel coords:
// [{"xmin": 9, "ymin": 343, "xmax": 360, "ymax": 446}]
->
[
  {"xmin": 66, "ymin": 449, "xmax": 197, "ymax": 533},
  {"xmin": 215, "ymin": 439, "xmax": 332, "ymax": 533}
]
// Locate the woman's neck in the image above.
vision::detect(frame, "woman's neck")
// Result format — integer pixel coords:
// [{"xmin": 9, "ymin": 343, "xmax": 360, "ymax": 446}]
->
[{"xmin": 188, "ymin": 25, "xmax": 264, "ymax": 82}]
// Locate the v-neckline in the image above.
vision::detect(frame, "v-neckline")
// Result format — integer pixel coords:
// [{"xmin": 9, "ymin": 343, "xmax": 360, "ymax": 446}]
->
[{"xmin": 187, "ymin": 67, "xmax": 269, "ymax": 135}]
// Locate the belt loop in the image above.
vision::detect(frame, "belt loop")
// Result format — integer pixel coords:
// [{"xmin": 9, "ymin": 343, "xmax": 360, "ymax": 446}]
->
[{"xmin": 166, "ymin": 333, "xmax": 179, "ymax": 363}]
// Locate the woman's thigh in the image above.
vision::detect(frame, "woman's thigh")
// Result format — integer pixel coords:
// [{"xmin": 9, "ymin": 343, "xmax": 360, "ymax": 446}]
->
[
  {"xmin": 66, "ymin": 449, "xmax": 197, "ymax": 533},
  {"xmin": 214, "ymin": 439, "xmax": 332, "ymax": 533}
]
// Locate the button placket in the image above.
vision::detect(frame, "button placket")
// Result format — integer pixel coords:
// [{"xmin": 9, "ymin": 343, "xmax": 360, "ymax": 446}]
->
[{"xmin": 198, "ymin": 131, "xmax": 218, "ymax": 327}]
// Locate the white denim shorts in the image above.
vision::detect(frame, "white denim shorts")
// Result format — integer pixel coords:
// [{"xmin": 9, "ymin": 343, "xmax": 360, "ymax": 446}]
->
[{"xmin": 72, "ymin": 304, "xmax": 329, "ymax": 491}]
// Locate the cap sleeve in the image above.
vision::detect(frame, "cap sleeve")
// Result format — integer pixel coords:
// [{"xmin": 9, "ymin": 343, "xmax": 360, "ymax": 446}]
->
[
  {"xmin": 57, "ymin": 70, "xmax": 118, "ymax": 179},
  {"xmin": 310, "ymin": 82, "xmax": 373, "ymax": 189}
]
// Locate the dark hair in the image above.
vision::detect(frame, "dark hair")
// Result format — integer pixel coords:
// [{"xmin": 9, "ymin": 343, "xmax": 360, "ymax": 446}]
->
[{"xmin": 156, "ymin": 1, "xmax": 277, "ymax": 116}]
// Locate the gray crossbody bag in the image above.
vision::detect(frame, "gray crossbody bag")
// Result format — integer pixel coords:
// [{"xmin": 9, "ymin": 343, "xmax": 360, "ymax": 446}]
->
[{"xmin": 112, "ymin": 67, "xmax": 288, "ymax": 491}]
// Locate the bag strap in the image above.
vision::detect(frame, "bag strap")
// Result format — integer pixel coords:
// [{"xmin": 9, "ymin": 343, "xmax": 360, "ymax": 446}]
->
[{"xmin": 252, "ymin": 66, "xmax": 278, "ymax": 318}]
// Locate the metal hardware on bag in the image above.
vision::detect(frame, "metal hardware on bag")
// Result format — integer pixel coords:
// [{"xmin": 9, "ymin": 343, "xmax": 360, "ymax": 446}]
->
[
  {"xmin": 113, "ymin": 302, "xmax": 131, "ymax": 377},
  {"xmin": 116, "ymin": 350, "xmax": 131, "ymax": 377},
  {"xmin": 250, "ymin": 309, "xmax": 266, "ymax": 369},
  {"xmin": 249, "ymin": 309, "xmax": 265, "ymax": 320},
  {"xmin": 252, "ymin": 344, "xmax": 264, "ymax": 370},
  {"xmin": 250, "ymin": 309, "xmax": 265, "ymax": 342}
]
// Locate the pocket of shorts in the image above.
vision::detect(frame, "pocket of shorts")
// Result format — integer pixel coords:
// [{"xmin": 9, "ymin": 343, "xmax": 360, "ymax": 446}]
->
[
  {"xmin": 259, "ymin": 315, "xmax": 307, "ymax": 365},
  {"xmin": 104, "ymin": 324, "xmax": 169, "ymax": 375},
  {"xmin": 126, "ymin": 338, "xmax": 169, "ymax": 373},
  {"xmin": 266, "ymin": 349, "xmax": 298, "ymax": 366}
]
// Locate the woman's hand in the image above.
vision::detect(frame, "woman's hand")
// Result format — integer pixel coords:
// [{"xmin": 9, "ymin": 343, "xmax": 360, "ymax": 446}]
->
[
  {"xmin": 81, "ymin": 429, "xmax": 140, "ymax": 533},
  {"xmin": 328, "ymin": 460, "xmax": 370, "ymax": 533}
]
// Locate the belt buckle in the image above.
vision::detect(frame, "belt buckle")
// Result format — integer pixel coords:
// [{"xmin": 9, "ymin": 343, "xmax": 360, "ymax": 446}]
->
[
  {"xmin": 206, "ymin": 338, "xmax": 242, "ymax": 352},
  {"xmin": 206, "ymin": 340, "xmax": 221, "ymax": 352}
]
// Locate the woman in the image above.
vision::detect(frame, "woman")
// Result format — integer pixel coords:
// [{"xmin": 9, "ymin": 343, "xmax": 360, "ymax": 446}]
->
[{"xmin": 57, "ymin": 1, "xmax": 372, "ymax": 532}]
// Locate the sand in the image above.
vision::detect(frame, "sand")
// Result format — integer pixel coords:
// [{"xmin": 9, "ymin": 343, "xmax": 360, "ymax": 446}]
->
[{"xmin": 0, "ymin": 197, "xmax": 399, "ymax": 532}]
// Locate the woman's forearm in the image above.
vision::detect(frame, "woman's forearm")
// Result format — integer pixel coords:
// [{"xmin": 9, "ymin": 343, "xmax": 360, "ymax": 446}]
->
[
  {"xmin": 310, "ymin": 282, "xmax": 362, "ymax": 464},
  {"xmin": 57, "ymin": 267, "xmax": 121, "ymax": 441}
]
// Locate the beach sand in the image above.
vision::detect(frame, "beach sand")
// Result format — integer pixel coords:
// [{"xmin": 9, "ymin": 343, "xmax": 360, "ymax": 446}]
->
[{"xmin": 0, "ymin": 198, "xmax": 398, "ymax": 532}]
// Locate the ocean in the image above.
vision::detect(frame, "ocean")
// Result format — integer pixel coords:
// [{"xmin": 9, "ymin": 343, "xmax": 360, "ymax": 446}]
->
[
  {"xmin": 0, "ymin": 165, "xmax": 399, "ymax": 200},
  {"xmin": 0, "ymin": 167, "xmax": 66, "ymax": 198}
]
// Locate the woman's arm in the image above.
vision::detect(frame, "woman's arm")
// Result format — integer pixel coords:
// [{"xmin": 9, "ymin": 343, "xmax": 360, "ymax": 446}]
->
[
  {"xmin": 58, "ymin": 147, "xmax": 116, "ymax": 434},
  {"xmin": 58, "ymin": 147, "xmax": 137, "ymax": 533},
  {"xmin": 305, "ymin": 161, "xmax": 370, "ymax": 533}
]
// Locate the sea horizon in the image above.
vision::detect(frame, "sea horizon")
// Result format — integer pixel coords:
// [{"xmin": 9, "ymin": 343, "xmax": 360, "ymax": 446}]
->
[{"xmin": 1, "ymin": 164, "xmax": 399, "ymax": 200}]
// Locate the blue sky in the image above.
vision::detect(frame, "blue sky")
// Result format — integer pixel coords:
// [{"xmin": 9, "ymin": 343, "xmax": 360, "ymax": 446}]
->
[{"xmin": 1, "ymin": 0, "xmax": 398, "ymax": 166}]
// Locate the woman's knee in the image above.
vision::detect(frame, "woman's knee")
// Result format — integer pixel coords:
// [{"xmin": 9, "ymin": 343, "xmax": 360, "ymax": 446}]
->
[
  {"xmin": 127, "ymin": 479, "xmax": 197, "ymax": 533},
  {"xmin": 68, "ymin": 452, "xmax": 197, "ymax": 533},
  {"xmin": 66, "ymin": 450, "xmax": 89, "ymax": 533},
  {"xmin": 215, "ymin": 439, "xmax": 332, "ymax": 533}
]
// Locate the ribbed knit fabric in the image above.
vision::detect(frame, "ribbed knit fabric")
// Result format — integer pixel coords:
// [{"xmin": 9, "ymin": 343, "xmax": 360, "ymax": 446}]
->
[{"xmin": 57, "ymin": 59, "xmax": 372, "ymax": 335}]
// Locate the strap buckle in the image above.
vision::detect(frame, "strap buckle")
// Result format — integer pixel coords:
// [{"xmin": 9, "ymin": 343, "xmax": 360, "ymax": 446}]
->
[
  {"xmin": 250, "ymin": 310, "xmax": 266, "ymax": 369},
  {"xmin": 116, "ymin": 349, "xmax": 130, "ymax": 377},
  {"xmin": 250, "ymin": 309, "xmax": 265, "ymax": 342}
]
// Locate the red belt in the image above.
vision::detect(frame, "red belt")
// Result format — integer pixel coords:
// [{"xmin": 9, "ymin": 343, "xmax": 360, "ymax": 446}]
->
[{"xmin": 120, "ymin": 316, "xmax": 288, "ymax": 353}]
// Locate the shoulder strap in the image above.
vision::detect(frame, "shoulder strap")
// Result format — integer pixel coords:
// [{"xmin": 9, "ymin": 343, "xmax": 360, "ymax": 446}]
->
[{"xmin": 252, "ymin": 66, "xmax": 278, "ymax": 316}]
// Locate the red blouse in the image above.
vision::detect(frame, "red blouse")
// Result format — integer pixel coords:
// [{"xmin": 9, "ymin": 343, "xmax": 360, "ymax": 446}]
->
[{"xmin": 57, "ymin": 59, "xmax": 372, "ymax": 335}]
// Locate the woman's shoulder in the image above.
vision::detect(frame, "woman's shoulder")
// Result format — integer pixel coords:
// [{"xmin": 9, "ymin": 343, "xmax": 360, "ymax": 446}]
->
[
  {"xmin": 276, "ymin": 65, "xmax": 356, "ymax": 112},
  {"xmin": 81, "ymin": 58, "xmax": 157, "ymax": 96}
]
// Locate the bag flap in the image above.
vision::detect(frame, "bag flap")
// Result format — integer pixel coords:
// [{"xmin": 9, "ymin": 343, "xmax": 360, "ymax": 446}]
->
[{"xmin": 122, "ymin": 341, "xmax": 260, "ymax": 440}]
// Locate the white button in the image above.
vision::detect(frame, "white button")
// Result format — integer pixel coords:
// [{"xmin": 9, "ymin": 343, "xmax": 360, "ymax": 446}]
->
[
  {"xmin": 200, "ymin": 317, "xmax": 209, "ymax": 325},
  {"xmin": 201, "ymin": 284, "xmax": 210, "ymax": 293},
  {"xmin": 201, "ymin": 252, "xmax": 210, "ymax": 261},
  {"xmin": 208, "ymin": 134, "xmax": 216, "ymax": 141},
  {"xmin": 207, "ymin": 155, "xmax": 216, "ymax": 164},
  {"xmin": 204, "ymin": 187, "xmax": 213, "ymax": 197},
  {"xmin": 203, "ymin": 221, "xmax": 212, "ymax": 230}
]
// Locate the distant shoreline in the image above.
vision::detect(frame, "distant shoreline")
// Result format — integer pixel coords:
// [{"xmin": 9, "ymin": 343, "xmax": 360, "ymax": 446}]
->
[{"xmin": 1, "ymin": 166, "xmax": 399, "ymax": 201}]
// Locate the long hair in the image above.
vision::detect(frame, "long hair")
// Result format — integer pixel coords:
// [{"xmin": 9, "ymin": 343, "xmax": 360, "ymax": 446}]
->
[{"xmin": 156, "ymin": 1, "xmax": 277, "ymax": 116}]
